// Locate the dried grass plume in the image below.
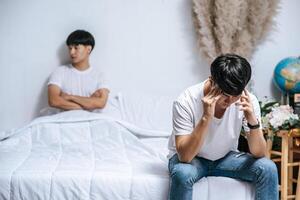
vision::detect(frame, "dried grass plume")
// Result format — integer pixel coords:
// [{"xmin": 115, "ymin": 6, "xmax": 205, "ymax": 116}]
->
[{"xmin": 193, "ymin": 0, "xmax": 280, "ymax": 63}]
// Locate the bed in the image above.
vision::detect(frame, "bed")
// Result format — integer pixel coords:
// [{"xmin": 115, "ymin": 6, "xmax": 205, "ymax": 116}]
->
[{"xmin": 0, "ymin": 93, "xmax": 255, "ymax": 200}]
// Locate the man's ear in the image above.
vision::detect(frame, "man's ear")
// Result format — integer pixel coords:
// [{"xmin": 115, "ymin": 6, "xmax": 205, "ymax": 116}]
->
[{"xmin": 87, "ymin": 46, "xmax": 92, "ymax": 54}]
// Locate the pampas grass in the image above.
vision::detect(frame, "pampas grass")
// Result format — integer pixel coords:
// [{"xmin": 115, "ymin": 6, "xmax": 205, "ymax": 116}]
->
[
  {"xmin": 193, "ymin": 0, "xmax": 280, "ymax": 62},
  {"xmin": 192, "ymin": 0, "xmax": 217, "ymax": 63}
]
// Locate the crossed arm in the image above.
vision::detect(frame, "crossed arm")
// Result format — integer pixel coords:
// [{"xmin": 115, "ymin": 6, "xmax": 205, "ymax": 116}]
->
[{"xmin": 48, "ymin": 85, "xmax": 110, "ymax": 111}]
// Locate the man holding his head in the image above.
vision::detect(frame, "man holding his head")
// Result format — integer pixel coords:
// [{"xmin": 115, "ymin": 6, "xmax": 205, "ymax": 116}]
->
[
  {"xmin": 168, "ymin": 54, "xmax": 278, "ymax": 200},
  {"xmin": 48, "ymin": 30, "xmax": 109, "ymax": 111}
]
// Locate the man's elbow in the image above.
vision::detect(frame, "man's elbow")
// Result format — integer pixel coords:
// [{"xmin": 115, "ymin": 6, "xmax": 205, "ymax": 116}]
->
[
  {"xmin": 250, "ymin": 149, "xmax": 267, "ymax": 158},
  {"xmin": 96, "ymin": 102, "xmax": 106, "ymax": 109},
  {"xmin": 48, "ymin": 97, "xmax": 61, "ymax": 108},
  {"xmin": 48, "ymin": 98, "xmax": 57, "ymax": 107},
  {"xmin": 177, "ymin": 150, "xmax": 193, "ymax": 163},
  {"xmin": 179, "ymin": 156, "xmax": 193, "ymax": 163},
  {"xmin": 94, "ymin": 99, "xmax": 108, "ymax": 109}
]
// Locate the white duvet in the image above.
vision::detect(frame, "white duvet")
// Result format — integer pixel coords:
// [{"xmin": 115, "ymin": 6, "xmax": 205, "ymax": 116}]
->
[
  {"xmin": 0, "ymin": 109, "xmax": 254, "ymax": 200},
  {"xmin": 0, "ymin": 111, "xmax": 170, "ymax": 200}
]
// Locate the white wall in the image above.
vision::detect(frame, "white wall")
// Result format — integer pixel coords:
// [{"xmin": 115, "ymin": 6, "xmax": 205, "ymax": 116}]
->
[
  {"xmin": 0, "ymin": 0, "xmax": 299, "ymax": 132},
  {"xmin": 252, "ymin": 0, "xmax": 300, "ymax": 100}
]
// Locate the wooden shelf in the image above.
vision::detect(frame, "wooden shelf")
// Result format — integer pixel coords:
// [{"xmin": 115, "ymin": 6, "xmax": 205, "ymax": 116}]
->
[{"xmin": 267, "ymin": 129, "xmax": 300, "ymax": 200}]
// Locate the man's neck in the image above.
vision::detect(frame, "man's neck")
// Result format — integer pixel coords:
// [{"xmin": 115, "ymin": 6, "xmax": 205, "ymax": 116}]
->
[
  {"xmin": 214, "ymin": 106, "xmax": 226, "ymax": 119},
  {"xmin": 72, "ymin": 60, "xmax": 90, "ymax": 71}
]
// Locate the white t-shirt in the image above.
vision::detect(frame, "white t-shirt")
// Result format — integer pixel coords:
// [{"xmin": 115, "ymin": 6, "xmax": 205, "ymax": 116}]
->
[
  {"xmin": 167, "ymin": 80, "xmax": 262, "ymax": 161},
  {"xmin": 48, "ymin": 64, "xmax": 108, "ymax": 97}
]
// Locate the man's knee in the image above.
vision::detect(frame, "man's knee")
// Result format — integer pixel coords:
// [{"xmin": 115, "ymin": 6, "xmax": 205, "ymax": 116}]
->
[
  {"xmin": 254, "ymin": 158, "xmax": 278, "ymax": 181},
  {"xmin": 170, "ymin": 164, "xmax": 199, "ymax": 187}
]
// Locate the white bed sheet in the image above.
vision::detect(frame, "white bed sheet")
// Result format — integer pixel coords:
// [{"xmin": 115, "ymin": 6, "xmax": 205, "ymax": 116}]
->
[{"xmin": 140, "ymin": 137, "xmax": 255, "ymax": 200}]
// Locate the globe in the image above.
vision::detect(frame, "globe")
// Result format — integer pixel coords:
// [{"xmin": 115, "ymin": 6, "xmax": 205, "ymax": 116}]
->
[{"xmin": 273, "ymin": 56, "xmax": 300, "ymax": 94}]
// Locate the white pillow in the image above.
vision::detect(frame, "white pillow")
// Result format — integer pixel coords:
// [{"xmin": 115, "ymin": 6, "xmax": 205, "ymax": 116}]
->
[{"xmin": 118, "ymin": 92, "xmax": 174, "ymax": 135}]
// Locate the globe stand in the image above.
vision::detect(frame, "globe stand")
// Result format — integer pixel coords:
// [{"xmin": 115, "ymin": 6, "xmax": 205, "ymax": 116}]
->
[{"xmin": 281, "ymin": 93, "xmax": 290, "ymax": 105}]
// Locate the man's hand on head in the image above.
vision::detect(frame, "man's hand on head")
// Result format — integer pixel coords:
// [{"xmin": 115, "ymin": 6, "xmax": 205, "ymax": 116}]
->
[
  {"xmin": 201, "ymin": 84, "xmax": 222, "ymax": 120},
  {"xmin": 236, "ymin": 89, "xmax": 257, "ymax": 125}
]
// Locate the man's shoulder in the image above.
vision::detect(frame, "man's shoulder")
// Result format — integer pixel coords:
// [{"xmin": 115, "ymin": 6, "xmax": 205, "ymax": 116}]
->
[
  {"xmin": 51, "ymin": 64, "xmax": 71, "ymax": 74},
  {"xmin": 92, "ymin": 67, "xmax": 104, "ymax": 76},
  {"xmin": 176, "ymin": 82, "xmax": 204, "ymax": 102},
  {"xmin": 174, "ymin": 82, "xmax": 204, "ymax": 111}
]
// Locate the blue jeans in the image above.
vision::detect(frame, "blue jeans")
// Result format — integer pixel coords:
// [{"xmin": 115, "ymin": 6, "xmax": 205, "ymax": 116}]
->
[{"xmin": 168, "ymin": 151, "xmax": 278, "ymax": 200}]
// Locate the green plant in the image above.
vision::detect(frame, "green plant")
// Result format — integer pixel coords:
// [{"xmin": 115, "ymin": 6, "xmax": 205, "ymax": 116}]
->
[{"xmin": 259, "ymin": 101, "xmax": 279, "ymax": 118}]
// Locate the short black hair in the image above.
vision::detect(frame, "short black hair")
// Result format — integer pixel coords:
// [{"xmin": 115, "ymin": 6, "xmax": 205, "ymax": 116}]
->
[
  {"xmin": 66, "ymin": 30, "xmax": 95, "ymax": 50},
  {"xmin": 210, "ymin": 54, "xmax": 252, "ymax": 96}
]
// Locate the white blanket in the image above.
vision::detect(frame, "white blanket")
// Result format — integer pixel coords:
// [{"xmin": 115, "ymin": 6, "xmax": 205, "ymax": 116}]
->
[
  {"xmin": 0, "ymin": 110, "xmax": 254, "ymax": 200},
  {"xmin": 0, "ymin": 111, "xmax": 169, "ymax": 200}
]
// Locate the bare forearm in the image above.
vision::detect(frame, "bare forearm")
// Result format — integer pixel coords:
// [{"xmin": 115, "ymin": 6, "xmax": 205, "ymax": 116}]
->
[
  {"xmin": 176, "ymin": 116, "xmax": 211, "ymax": 163},
  {"xmin": 49, "ymin": 97, "xmax": 82, "ymax": 110},
  {"xmin": 247, "ymin": 129, "xmax": 267, "ymax": 157},
  {"xmin": 69, "ymin": 95, "xmax": 107, "ymax": 110}
]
